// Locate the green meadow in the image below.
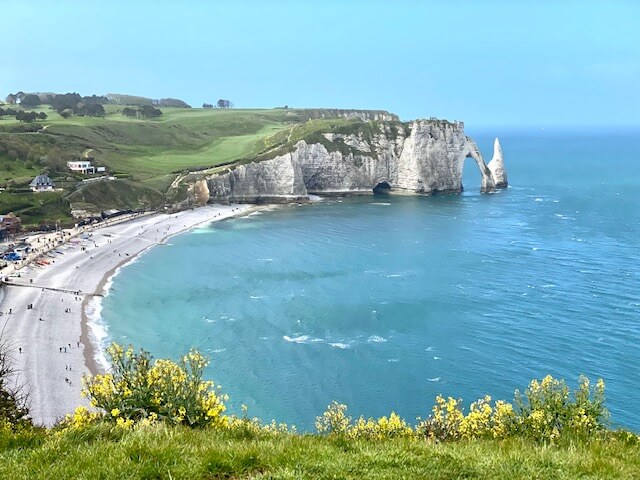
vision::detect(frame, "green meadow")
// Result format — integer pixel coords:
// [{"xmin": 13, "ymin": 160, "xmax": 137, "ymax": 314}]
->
[{"xmin": 0, "ymin": 106, "xmax": 301, "ymax": 226}]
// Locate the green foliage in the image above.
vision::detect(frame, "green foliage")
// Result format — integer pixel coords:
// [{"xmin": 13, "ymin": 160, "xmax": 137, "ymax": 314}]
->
[
  {"xmin": 0, "ymin": 337, "xmax": 31, "ymax": 432},
  {"xmin": 513, "ymin": 375, "xmax": 608, "ymax": 441},
  {"xmin": 316, "ymin": 376, "xmax": 609, "ymax": 444},
  {"xmin": 82, "ymin": 343, "xmax": 227, "ymax": 428}
]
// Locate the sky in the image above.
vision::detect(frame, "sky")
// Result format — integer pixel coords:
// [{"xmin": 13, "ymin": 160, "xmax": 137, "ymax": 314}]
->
[{"xmin": 2, "ymin": 0, "xmax": 639, "ymax": 127}]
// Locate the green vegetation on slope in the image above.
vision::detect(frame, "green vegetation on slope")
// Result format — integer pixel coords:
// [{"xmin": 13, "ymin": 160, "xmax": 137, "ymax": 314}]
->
[
  {"xmin": 0, "ymin": 104, "xmax": 405, "ymax": 225},
  {"xmin": 1, "ymin": 343, "xmax": 639, "ymax": 478},
  {"xmin": 1, "ymin": 426, "xmax": 639, "ymax": 480}
]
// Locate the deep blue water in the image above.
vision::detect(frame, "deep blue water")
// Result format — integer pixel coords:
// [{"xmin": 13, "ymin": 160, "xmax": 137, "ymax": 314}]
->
[{"xmin": 99, "ymin": 129, "xmax": 640, "ymax": 431}]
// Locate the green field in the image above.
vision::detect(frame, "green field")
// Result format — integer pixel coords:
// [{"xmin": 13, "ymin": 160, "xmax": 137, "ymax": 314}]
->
[
  {"xmin": 0, "ymin": 105, "xmax": 398, "ymax": 226},
  {"xmin": 0, "ymin": 106, "xmax": 304, "ymax": 224}
]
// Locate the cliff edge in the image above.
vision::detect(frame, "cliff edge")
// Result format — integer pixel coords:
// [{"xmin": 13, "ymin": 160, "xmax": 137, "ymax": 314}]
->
[{"xmin": 182, "ymin": 117, "xmax": 507, "ymax": 205}]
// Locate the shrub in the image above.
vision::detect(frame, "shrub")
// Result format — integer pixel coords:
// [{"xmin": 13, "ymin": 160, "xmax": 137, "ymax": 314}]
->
[
  {"xmin": 317, "ymin": 376, "xmax": 608, "ymax": 443},
  {"xmin": 0, "ymin": 336, "xmax": 31, "ymax": 432},
  {"xmin": 415, "ymin": 395, "xmax": 515, "ymax": 441},
  {"xmin": 82, "ymin": 343, "xmax": 227, "ymax": 428},
  {"xmin": 513, "ymin": 375, "xmax": 608, "ymax": 441}
]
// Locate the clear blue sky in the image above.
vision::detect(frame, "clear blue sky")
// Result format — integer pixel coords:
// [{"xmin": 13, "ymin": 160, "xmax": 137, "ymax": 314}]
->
[{"xmin": 2, "ymin": 0, "xmax": 639, "ymax": 127}]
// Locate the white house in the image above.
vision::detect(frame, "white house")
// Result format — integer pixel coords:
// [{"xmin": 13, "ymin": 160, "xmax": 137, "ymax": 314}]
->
[
  {"xmin": 67, "ymin": 160, "xmax": 96, "ymax": 174},
  {"xmin": 29, "ymin": 175, "xmax": 55, "ymax": 192}
]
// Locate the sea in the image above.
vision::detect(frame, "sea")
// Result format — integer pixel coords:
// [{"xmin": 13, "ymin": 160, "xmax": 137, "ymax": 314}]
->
[{"xmin": 96, "ymin": 128, "xmax": 640, "ymax": 431}]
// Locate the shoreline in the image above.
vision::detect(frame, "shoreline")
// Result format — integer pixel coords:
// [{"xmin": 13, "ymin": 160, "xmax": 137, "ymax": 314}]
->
[{"xmin": 0, "ymin": 204, "xmax": 262, "ymax": 426}]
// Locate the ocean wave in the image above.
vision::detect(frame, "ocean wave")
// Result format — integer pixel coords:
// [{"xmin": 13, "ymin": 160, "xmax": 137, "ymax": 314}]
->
[
  {"xmin": 428, "ymin": 377, "xmax": 441, "ymax": 382},
  {"xmin": 371, "ymin": 202, "xmax": 391, "ymax": 206},
  {"xmin": 387, "ymin": 358, "xmax": 400, "ymax": 362},
  {"xmin": 250, "ymin": 295, "xmax": 267, "ymax": 299},
  {"xmin": 433, "ymin": 356, "xmax": 441, "ymax": 360},
  {"xmin": 329, "ymin": 342, "xmax": 351, "ymax": 349},
  {"xmin": 85, "ymin": 296, "xmax": 110, "ymax": 370},
  {"xmin": 283, "ymin": 335, "xmax": 311, "ymax": 344},
  {"xmin": 367, "ymin": 335, "xmax": 387, "ymax": 343},
  {"xmin": 212, "ymin": 348, "xmax": 226, "ymax": 354}
]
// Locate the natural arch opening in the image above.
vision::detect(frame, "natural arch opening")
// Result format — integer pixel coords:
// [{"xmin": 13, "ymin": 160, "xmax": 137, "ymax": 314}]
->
[
  {"xmin": 373, "ymin": 181, "xmax": 391, "ymax": 195},
  {"xmin": 462, "ymin": 157, "xmax": 482, "ymax": 194}
]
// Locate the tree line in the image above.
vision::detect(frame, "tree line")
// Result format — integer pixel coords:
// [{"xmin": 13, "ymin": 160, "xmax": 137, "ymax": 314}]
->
[
  {"xmin": 121, "ymin": 105, "xmax": 163, "ymax": 118},
  {"xmin": 0, "ymin": 107, "xmax": 47, "ymax": 122},
  {"xmin": 202, "ymin": 99, "xmax": 234, "ymax": 109}
]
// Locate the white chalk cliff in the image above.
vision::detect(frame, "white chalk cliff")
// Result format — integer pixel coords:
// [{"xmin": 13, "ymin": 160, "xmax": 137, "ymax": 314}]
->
[{"xmin": 187, "ymin": 118, "xmax": 507, "ymax": 204}]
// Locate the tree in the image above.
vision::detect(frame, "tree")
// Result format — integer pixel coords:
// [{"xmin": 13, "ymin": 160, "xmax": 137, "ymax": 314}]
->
[
  {"xmin": 76, "ymin": 103, "xmax": 105, "ymax": 117},
  {"xmin": 0, "ymin": 329, "xmax": 31, "ymax": 429},
  {"xmin": 122, "ymin": 107, "xmax": 138, "ymax": 118},
  {"xmin": 59, "ymin": 108, "xmax": 74, "ymax": 119},
  {"xmin": 202, "ymin": 103, "xmax": 214, "ymax": 109},
  {"xmin": 139, "ymin": 105, "xmax": 162, "ymax": 118},
  {"xmin": 20, "ymin": 94, "xmax": 41, "ymax": 108},
  {"xmin": 37, "ymin": 112, "xmax": 48, "ymax": 121}
]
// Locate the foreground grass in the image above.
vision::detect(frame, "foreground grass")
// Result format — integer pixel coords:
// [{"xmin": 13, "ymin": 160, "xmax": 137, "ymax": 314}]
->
[{"xmin": 0, "ymin": 425, "xmax": 638, "ymax": 479}]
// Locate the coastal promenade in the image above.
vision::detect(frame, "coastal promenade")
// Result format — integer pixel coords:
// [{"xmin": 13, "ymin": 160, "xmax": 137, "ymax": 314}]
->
[{"xmin": 0, "ymin": 204, "xmax": 256, "ymax": 426}]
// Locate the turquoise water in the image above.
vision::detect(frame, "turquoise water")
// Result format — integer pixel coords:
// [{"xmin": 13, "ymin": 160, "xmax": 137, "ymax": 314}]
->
[{"xmin": 100, "ymin": 129, "xmax": 640, "ymax": 431}]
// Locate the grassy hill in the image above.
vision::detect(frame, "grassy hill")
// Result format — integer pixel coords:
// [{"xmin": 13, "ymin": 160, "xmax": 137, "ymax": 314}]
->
[
  {"xmin": 0, "ymin": 105, "xmax": 403, "ymax": 227},
  {"xmin": 0, "ymin": 107, "xmax": 300, "ymax": 226}
]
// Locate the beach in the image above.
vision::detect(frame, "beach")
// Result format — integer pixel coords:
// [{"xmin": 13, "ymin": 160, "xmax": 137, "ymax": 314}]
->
[{"xmin": 0, "ymin": 204, "xmax": 256, "ymax": 426}]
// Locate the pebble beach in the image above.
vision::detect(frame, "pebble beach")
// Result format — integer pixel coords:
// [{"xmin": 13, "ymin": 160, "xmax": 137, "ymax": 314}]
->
[{"xmin": 0, "ymin": 204, "xmax": 255, "ymax": 426}]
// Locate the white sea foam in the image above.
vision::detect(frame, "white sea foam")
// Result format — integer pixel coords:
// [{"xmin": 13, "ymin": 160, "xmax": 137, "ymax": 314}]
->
[
  {"xmin": 284, "ymin": 335, "xmax": 311, "ymax": 344},
  {"xmin": 387, "ymin": 358, "xmax": 400, "ymax": 362},
  {"xmin": 371, "ymin": 202, "xmax": 391, "ymax": 206},
  {"xmin": 433, "ymin": 356, "xmax": 441, "ymax": 360},
  {"xmin": 329, "ymin": 342, "xmax": 350, "ymax": 349},
  {"xmin": 367, "ymin": 335, "xmax": 387, "ymax": 343},
  {"xmin": 85, "ymin": 296, "xmax": 110, "ymax": 370},
  {"xmin": 425, "ymin": 346, "xmax": 433, "ymax": 352},
  {"xmin": 428, "ymin": 377, "xmax": 441, "ymax": 382},
  {"xmin": 212, "ymin": 348, "xmax": 226, "ymax": 354},
  {"xmin": 250, "ymin": 295, "xmax": 267, "ymax": 299}
]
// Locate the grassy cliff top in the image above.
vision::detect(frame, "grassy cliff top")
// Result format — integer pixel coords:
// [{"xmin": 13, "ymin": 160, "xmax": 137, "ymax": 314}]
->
[
  {"xmin": 1, "ymin": 424, "xmax": 639, "ymax": 479},
  {"xmin": 0, "ymin": 106, "xmax": 399, "ymax": 226}
]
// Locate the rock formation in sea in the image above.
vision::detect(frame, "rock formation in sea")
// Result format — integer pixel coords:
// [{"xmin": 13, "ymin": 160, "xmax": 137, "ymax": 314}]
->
[{"xmin": 181, "ymin": 116, "xmax": 507, "ymax": 205}]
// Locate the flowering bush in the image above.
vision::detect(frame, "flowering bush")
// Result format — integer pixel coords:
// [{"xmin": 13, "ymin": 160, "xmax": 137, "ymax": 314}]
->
[
  {"xmin": 316, "ymin": 402, "xmax": 414, "ymax": 440},
  {"xmin": 513, "ymin": 375, "xmax": 608, "ymax": 441},
  {"xmin": 415, "ymin": 395, "xmax": 516, "ymax": 441},
  {"xmin": 82, "ymin": 343, "xmax": 227, "ymax": 428},
  {"xmin": 317, "ymin": 376, "xmax": 608, "ymax": 443}
]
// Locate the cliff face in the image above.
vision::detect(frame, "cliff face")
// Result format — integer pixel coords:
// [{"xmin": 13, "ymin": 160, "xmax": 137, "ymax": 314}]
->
[{"xmin": 192, "ymin": 119, "xmax": 506, "ymax": 204}]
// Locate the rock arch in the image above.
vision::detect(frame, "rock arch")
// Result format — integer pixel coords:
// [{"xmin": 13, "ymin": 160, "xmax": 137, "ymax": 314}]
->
[{"xmin": 464, "ymin": 137, "xmax": 507, "ymax": 192}]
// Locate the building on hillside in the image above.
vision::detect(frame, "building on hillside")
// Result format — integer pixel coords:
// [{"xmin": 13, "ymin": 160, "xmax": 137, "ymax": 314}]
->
[
  {"xmin": 67, "ymin": 160, "xmax": 96, "ymax": 174},
  {"xmin": 0, "ymin": 212, "xmax": 22, "ymax": 236},
  {"xmin": 29, "ymin": 174, "xmax": 55, "ymax": 192}
]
